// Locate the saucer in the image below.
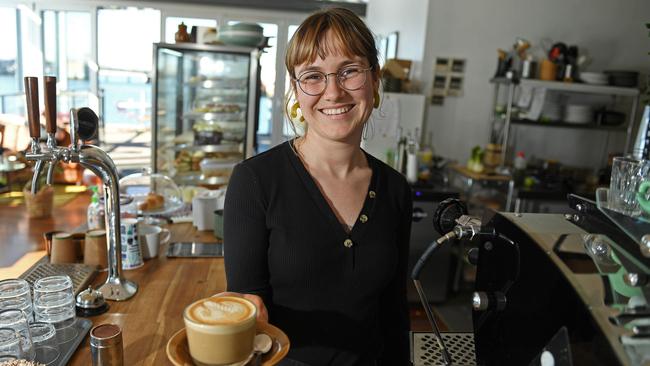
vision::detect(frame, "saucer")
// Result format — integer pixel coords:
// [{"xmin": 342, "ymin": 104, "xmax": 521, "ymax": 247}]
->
[{"xmin": 166, "ymin": 322, "xmax": 290, "ymax": 366}]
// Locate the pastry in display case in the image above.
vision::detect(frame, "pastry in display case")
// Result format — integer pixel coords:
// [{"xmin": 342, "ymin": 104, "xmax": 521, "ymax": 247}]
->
[{"xmin": 152, "ymin": 43, "xmax": 260, "ymax": 188}]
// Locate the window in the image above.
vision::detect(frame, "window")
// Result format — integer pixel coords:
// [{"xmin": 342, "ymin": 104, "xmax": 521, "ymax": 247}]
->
[
  {"xmin": 98, "ymin": 7, "xmax": 160, "ymax": 127},
  {"xmin": 164, "ymin": 17, "xmax": 217, "ymax": 43},
  {"xmin": 0, "ymin": 7, "xmax": 21, "ymax": 114},
  {"xmin": 42, "ymin": 10, "xmax": 93, "ymax": 122}
]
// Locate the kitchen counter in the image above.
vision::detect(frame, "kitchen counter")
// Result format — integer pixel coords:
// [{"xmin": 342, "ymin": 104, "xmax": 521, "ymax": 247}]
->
[{"xmin": 69, "ymin": 223, "xmax": 223, "ymax": 365}]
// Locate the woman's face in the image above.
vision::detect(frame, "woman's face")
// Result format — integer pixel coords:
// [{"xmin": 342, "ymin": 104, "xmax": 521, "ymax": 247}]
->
[{"xmin": 293, "ymin": 35, "xmax": 377, "ymax": 144}]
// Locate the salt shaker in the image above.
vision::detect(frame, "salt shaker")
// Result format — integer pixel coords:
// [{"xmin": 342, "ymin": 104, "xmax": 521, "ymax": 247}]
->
[{"xmin": 90, "ymin": 323, "xmax": 124, "ymax": 366}]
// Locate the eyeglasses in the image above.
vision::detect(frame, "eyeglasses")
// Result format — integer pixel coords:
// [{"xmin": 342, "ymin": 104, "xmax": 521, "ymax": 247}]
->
[{"xmin": 294, "ymin": 66, "xmax": 373, "ymax": 96}]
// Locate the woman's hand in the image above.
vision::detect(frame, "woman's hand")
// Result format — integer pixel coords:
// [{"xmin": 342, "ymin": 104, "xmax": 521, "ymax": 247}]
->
[{"xmin": 213, "ymin": 291, "xmax": 269, "ymax": 323}]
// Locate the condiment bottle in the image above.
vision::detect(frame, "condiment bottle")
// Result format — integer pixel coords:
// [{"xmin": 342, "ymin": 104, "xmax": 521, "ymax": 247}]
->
[
  {"xmin": 175, "ymin": 22, "xmax": 190, "ymax": 43},
  {"xmin": 87, "ymin": 186, "xmax": 105, "ymax": 230}
]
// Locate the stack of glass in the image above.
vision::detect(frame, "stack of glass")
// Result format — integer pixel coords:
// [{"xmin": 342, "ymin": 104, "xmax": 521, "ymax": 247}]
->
[
  {"xmin": 0, "ymin": 275, "xmax": 72, "ymax": 364},
  {"xmin": 0, "ymin": 279, "xmax": 33, "ymax": 322},
  {"xmin": 33, "ymin": 275, "xmax": 78, "ymax": 344},
  {"xmin": 0, "ymin": 308, "xmax": 35, "ymax": 360}
]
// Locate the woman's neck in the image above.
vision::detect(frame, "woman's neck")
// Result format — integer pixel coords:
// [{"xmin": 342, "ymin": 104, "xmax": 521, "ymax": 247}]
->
[{"xmin": 294, "ymin": 135, "xmax": 367, "ymax": 179}]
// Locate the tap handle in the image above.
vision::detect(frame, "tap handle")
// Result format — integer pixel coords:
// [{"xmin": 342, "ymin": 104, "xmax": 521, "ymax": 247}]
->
[
  {"xmin": 24, "ymin": 77, "xmax": 40, "ymax": 139},
  {"xmin": 77, "ymin": 107, "xmax": 99, "ymax": 141},
  {"xmin": 44, "ymin": 76, "xmax": 57, "ymax": 135}
]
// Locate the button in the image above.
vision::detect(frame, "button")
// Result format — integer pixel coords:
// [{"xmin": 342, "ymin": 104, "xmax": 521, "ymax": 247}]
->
[
  {"xmin": 368, "ymin": 191, "xmax": 376, "ymax": 198},
  {"xmin": 344, "ymin": 239, "xmax": 353, "ymax": 248},
  {"xmin": 359, "ymin": 214, "xmax": 368, "ymax": 223}
]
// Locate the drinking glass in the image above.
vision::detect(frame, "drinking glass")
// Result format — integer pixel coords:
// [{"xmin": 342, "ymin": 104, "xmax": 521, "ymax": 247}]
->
[
  {"xmin": 30, "ymin": 322, "xmax": 59, "ymax": 365},
  {"xmin": 0, "ymin": 309, "xmax": 35, "ymax": 360},
  {"xmin": 33, "ymin": 276, "xmax": 77, "ymax": 344},
  {"xmin": 0, "ymin": 279, "xmax": 33, "ymax": 323},
  {"xmin": 0, "ymin": 328, "xmax": 21, "ymax": 362},
  {"xmin": 608, "ymin": 156, "xmax": 650, "ymax": 216}
]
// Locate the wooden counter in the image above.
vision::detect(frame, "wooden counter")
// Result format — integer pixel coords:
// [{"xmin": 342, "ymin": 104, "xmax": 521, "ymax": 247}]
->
[
  {"xmin": 0, "ymin": 187, "xmax": 89, "ymax": 267},
  {"xmin": 68, "ymin": 223, "xmax": 224, "ymax": 365}
]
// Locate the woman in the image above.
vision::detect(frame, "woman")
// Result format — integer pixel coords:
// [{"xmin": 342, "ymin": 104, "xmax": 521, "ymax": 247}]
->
[{"xmin": 224, "ymin": 7, "xmax": 412, "ymax": 366}]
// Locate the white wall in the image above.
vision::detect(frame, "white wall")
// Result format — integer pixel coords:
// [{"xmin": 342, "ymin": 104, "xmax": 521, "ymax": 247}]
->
[
  {"xmin": 421, "ymin": 0, "xmax": 650, "ymax": 167},
  {"xmin": 366, "ymin": 0, "xmax": 429, "ymax": 82}
]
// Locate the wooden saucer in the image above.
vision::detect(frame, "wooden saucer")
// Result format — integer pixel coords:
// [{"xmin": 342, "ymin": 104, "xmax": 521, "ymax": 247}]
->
[{"xmin": 166, "ymin": 322, "xmax": 290, "ymax": 366}]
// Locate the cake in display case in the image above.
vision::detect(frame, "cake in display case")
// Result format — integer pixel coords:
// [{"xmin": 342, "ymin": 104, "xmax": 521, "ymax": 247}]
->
[{"xmin": 152, "ymin": 43, "xmax": 260, "ymax": 188}]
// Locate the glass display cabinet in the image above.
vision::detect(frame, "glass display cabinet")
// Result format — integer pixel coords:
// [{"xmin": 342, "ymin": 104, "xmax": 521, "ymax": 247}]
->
[{"xmin": 152, "ymin": 42, "xmax": 260, "ymax": 187}]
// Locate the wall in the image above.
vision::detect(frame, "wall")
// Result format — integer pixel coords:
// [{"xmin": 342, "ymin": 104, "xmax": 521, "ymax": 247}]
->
[
  {"xmin": 420, "ymin": 0, "xmax": 650, "ymax": 167},
  {"xmin": 366, "ymin": 0, "xmax": 429, "ymax": 82}
]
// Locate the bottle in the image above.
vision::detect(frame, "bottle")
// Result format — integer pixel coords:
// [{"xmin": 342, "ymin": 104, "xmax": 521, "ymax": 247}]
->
[
  {"xmin": 513, "ymin": 151, "xmax": 527, "ymax": 186},
  {"xmin": 87, "ymin": 186, "xmax": 105, "ymax": 230},
  {"xmin": 406, "ymin": 138, "xmax": 418, "ymax": 184},
  {"xmin": 175, "ymin": 22, "xmax": 190, "ymax": 43}
]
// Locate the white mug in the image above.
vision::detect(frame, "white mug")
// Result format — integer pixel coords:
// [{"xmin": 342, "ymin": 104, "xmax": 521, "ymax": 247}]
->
[
  {"xmin": 192, "ymin": 192, "xmax": 219, "ymax": 231},
  {"xmin": 139, "ymin": 224, "xmax": 171, "ymax": 259},
  {"xmin": 120, "ymin": 218, "xmax": 143, "ymax": 270}
]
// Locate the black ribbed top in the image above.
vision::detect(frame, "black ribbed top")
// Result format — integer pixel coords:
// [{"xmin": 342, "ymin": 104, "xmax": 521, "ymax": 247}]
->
[{"xmin": 224, "ymin": 141, "xmax": 412, "ymax": 366}]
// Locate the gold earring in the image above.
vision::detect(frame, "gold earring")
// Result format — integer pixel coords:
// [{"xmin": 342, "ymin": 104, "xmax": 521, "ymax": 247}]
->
[
  {"xmin": 373, "ymin": 90, "xmax": 380, "ymax": 109},
  {"xmin": 290, "ymin": 101, "xmax": 305, "ymax": 123}
]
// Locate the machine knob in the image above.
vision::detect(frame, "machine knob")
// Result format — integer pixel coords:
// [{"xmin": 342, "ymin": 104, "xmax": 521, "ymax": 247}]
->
[
  {"xmin": 472, "ymin": 291, "xmax": 489, "ymax": 311},
  {"xmin": 472, "ymin": 291, "xmax": 507, "ymax": 312},
  {"xmin": 467, "ymin": 247, "xmax": 479, "ymax": 266},
  {"xmin": 623, "ymin": 273, "xmax": 648, "ymax": 287}
]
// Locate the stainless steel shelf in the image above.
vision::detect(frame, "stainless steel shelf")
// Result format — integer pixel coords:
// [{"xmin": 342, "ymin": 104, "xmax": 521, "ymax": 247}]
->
[
  {"xmin": 511, "ymin": 118, "xmax": 627, "ymax": 131},
  {"xmin": 491, "ymin": 77, "xmax": 640, "ymax": 96}
]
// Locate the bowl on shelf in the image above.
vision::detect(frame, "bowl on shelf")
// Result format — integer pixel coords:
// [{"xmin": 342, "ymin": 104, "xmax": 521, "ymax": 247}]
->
[
  {"xmin": 563, "ymin": 104, "xmax": 594, "ymax": 124},
  {"xmin": 579, "ymin": 72, "xmax": 608, "ymax": 85},
  {"xmin": 216, "ymin": 23, "xmax": 264, "ymax": 48}
]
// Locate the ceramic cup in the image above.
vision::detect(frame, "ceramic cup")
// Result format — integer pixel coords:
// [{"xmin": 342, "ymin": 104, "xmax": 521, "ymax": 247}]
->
[
  {"xmin": 138, "ymin": 224, "xmax": 171, "ymax": 259},
  {"xmin": 193, "ymin": 193, "xmax": 218, "ymax": 231},
  {"xmin": 183, "ymin": 296, "xmax": 256, "ymax": 365}
]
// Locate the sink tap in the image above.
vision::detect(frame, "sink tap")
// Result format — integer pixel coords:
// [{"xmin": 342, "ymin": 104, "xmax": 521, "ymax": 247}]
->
[{"xmin": 24, "ymin": 76, "xmax": 138, "ymax": 301}]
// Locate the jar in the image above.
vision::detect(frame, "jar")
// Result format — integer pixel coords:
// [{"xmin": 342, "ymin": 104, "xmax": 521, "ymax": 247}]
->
[{"xmin": 175, "ymin": 22, "xmax": 190, "ymax": 43}]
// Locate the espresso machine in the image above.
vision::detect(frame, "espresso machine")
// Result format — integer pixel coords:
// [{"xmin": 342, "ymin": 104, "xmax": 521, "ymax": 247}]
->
[{"xmin": 410, "ymin": 196, "xmax": 650, "ymax": 365}]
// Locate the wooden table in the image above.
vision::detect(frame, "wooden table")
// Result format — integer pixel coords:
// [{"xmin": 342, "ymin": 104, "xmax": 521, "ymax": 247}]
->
[{"xmin": 67, "ymin": 223, "xmax": 224, "ymax": 365}]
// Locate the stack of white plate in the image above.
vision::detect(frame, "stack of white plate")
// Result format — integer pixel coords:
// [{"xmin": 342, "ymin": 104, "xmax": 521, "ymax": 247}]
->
[
  {"xmin": 564, "ymin": 104, "xmax": 594, "ymax": 124},
  {"xmin": 580, "ymin": 72, "xmax": 608, "ymax": 85}
]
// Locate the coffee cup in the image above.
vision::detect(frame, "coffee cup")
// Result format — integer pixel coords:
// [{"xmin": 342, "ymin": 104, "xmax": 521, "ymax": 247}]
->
[
  {"xmin": 84, "ymin": 229, "xmax": 108, "ymax": 270},
  {"xmin": 50, "ymin": 232, "xmax": 80, "ymax": 264},
  {"xmin": 183, "ymin": 296, "xmax": 257, "ymax": 365},
  {"xmin": 43, "ymin": 231, "xmax": 63, "ymax": 256},
  {"xmin": 138, "ymin": 224, "xmax": 171, "ymax": 259}
]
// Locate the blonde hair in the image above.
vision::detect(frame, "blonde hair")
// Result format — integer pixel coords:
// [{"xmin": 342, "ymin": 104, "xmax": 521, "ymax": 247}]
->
[{"xmin": 284, "ymin": 7, "xmax": 380, "ymax": 131}]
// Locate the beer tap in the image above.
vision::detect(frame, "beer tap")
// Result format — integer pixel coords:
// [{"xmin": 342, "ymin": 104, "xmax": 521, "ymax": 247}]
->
[{"xmin": 24, "ymin": 76, "xmax": 138, "ymax": 301}]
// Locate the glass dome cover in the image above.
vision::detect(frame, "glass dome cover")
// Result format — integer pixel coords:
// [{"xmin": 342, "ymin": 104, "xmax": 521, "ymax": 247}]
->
[{"xmin": 119, "ymin": 169, "xmax": 183, "ymax": 215}]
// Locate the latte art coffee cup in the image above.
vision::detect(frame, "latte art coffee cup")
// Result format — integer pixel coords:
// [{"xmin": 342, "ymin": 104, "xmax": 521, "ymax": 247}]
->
[{"xmin": 183, "ymin": 296, "xmax": 257, "ymax": 365}]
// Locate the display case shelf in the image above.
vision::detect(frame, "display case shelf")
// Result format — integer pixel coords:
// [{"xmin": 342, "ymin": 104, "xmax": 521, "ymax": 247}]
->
[{"xmin": 152, "ymin": 42, "xmax": 259, "ymax": 185}]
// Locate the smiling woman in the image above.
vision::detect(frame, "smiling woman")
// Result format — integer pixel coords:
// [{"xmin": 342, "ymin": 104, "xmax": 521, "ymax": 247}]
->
[{"xmin": 223, "ymin": 7, "xmax": 413, "ymax": 366}]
